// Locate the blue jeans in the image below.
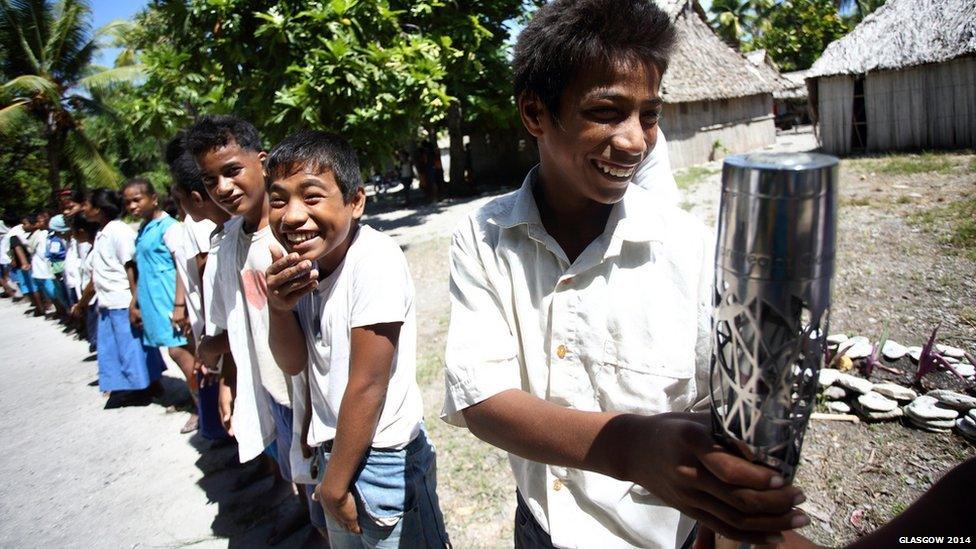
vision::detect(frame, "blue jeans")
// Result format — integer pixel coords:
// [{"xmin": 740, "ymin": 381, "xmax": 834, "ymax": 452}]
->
[
  {"xmin": 267, "ymin": 398, "xmax": 327, "ymax": 530},
  {"xmin": 315, "ymin": 429, "xmax": 450, "ymax": 548}
]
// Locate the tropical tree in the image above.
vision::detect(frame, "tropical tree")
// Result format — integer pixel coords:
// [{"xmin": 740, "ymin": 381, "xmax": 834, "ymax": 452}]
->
[
  {"xmin": 709, "ymin": 0, "xmax": 755, "ymax": 48},
  {"xmin": 749, "ymin": 0, "xmax": 850, "ymax": 71},
  {"xmin": 126, "ymin": 0, "xmax": 452, "ymax": 167},
  {"xmin": 0, "ymin": 0, "xmax": 140, "ymax": 198}
]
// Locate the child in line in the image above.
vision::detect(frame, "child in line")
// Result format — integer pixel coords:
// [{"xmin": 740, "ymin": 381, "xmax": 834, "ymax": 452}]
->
[
  {"xmin": 8, "ymin": 214, "xmax": 41, "ymax": 313},
  {"xmin": 1, "ymin": 213, "xmax": 24, "ymax": 298},
  {"xmin": 265, "ymin": 130, "xmax": 449, "ymax": 548},
  {"xmin": 26, "ymin": 211, "xmax": 61, "ymax": 316},
  {"xmin": 122, "ymin": 178, "xmax": 201, "ymax": 434},
  {"xmin": 187, "ymin": 115, "xmax": 325, "ymax": 542},
  {"xmin": 165, "ymin": 132, "xmax": 233, "ymax": 442},
  {"xmin": 60, "ymin": 189, "xmax": 89, "ymax": 308},
  {"xmin": 440, "ymin": 1, "xmax": 807, "ymax": 547},
  {"xmin": 75, "ymin": 188, "xmax": 165, "ymax": 397},
  {"xmin": 47, "ymin": 214, "xmax": 71, "ymax": 312},
  {"xmin": 70, "ymin": 213, "xmax": 99, "ymax": 353}
]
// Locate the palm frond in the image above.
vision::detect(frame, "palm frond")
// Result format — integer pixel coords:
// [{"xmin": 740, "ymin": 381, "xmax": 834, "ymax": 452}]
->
[
  {"xmin": 0, "ymin": 99, "xmax": 30, "ymax": 135},
  {"xmin": 0, "ymin": 0, "xmax": 44, "ymax": 73},
  {"xmin": 76, "ymin": 64, "xmax": 142, "ymax": 92},
  {"xmin": 0, "ymin": 73, "xmax": 60, "ymax": 104},
  {"xmin": 64, "ymin": 128, "xmax": 120, "ymax": 187},
  {"xmin": 66, "ymin": 92, "xmax": 117, "ymax": 120},
  {"xmin": 43, "ymin": 0, "xmax": 88, "ymax": 76}
]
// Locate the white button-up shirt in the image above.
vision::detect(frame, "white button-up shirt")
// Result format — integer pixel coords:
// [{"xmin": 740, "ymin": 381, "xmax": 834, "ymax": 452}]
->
[{"xmin": 442, "ymin": 168, "xmax": 714, "ymax": 548}]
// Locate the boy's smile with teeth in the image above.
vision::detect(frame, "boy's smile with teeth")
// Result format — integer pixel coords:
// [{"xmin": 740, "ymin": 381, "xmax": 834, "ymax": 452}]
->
[
  {"xmin": 285, "ymin": 231, "xmax": 320, "ymax": 244},
  {"xmin": 592, "ymin": 146, "xmax": 639, "ymax": 179}
]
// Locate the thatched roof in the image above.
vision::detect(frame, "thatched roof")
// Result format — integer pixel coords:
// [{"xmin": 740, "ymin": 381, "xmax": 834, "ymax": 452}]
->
[
  {"xmin": 659, "ymin": 1, "xmax": 781, "ymax": 103},
  {"xmin": 775, "ymin": 70, "xmax": 810, "ymax": 100},
  {"xmin": 808, "ymin": 0, "xmax": 976, "ymax": 78}
]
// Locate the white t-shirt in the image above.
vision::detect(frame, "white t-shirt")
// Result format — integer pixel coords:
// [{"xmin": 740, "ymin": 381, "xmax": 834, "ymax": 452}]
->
[
  {"xmin": 208, "ymin": 216, "xmax": 292, "ymax": 461},
  {"xmin": 3, "ymin": 224, "xmax": 25, "ymax": 266},
  {"xmin": 64, "ymin": 238, "xmax": 82, "ymax": 290},
  {"xmin": 176, "ymin": 217, "xmax": 217, "ymax": 341},
  {"xmin": 91, "ymin": 220, "xmax": 136, "ymax": 309},
  {"xmin": 0, "ymin": 224, "xmax": 15, "ymax": 266},
  {"xmin": 28, "ymin": 229, "xmax": 54, "ymax": 279},
  {"xmin": 295, "ymin": 225, "xmax": 424, "ymax": 450},
  {"xmin": 632, "ymin": 129, "xmax": 679, "ymax": 207}
]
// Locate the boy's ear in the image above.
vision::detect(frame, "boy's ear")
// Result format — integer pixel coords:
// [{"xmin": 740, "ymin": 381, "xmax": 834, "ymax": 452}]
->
[
  {"xmin": 351, "ymin": 187, "xmax": 367, "ymax": 220},
  {"xmin": 190, "ymin": 190, "xmax": 206, "ymax": 206},
  {"xmin": 518, "ymin": 91, "xmax": 548, "ymax": 139},
  {"xmin": 258, "ymin": 150, "xmax": 269, "ymax": 178}
]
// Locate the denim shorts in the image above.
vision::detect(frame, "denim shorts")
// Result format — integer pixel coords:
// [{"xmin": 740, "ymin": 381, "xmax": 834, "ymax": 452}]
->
[
  {"xmin": 314, "ymin": 429, "xmax": 450, "ymax": 548},
  {"xmin": 266, "ymin": 398, "xmax": 327, "ymax": 530}
]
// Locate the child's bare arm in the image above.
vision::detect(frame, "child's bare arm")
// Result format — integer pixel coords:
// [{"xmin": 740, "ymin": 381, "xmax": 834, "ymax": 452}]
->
[
  {"xmin": 171, "ymin": 253, "xmax": 189, "ymax": 334},
  {"xmin": 266, "ymin": 246, "xmax": 314, "ymax": 375},
  {"xmin": 197, "ymin": 332, "xmax": 230, "ymax": 367},
  {"xmin": 71, "ymin": 280, "xmax": 96, "ymax": 318},
  {"xmin": 318, "ymin": 322, "xmax": 400, "ymax": 533},
  {"xmin": 125, "ymin": 262, "xmax": 141, "ymax": 327}
]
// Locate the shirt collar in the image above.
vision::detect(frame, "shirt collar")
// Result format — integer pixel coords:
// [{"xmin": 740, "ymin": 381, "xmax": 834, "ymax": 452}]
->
[{"xmin": 493, "ymin": 165, "xmax": 664, "ymax": 244}]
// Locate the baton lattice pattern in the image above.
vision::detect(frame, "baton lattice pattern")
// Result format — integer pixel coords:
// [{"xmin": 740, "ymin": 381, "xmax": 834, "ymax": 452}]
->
[{"xmin": 710, "ymin": 283, "xmax": 827, "ymax": 482}]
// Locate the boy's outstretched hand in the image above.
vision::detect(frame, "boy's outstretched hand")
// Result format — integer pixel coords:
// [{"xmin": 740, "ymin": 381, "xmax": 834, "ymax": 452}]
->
[
  {"xmin": 266, "ymin": 246, "xmax": 318, "ymax": 313},
  {"xmin": 621, "ymin": 413, "xmax": 808, "ymax": 545}
]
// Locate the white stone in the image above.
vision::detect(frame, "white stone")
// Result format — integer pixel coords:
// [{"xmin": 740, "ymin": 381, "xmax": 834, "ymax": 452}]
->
[
  {"xmin": 936, "ymin": 344, "xmax": 966, "ymax": 359},
  {"xmin": 872, "ymin": 383, "xmax": 917, "ymax": 402},
  {"xmin": 818, "ymin": 368, "xmax": 842, "ymax": 387},
  {"xmin": 881, "ymin": 340, "xmax": 908, "ymax": 361},
  {"xmin": 858, "ymin": 392, "xmax": 899, "ymax": 412},
  {"xmin": 838, "ymin": 337, "xmax": 872, "ymax": 359},
  {"xmin": 953, "ymin": 363, "xmax": 975, "ymax": 378},
  {"xmin": 904, "ymin": 395, "xmax": 960, "ymax": 421},
  {"xmin": 969, "ymin": 408, "xmax": 976, "ymax": 423},
  {"xmin": 941, "ymin": 355, "xmax": 960, "ymax": 365},
  {"xmin": 823, "ymin": 386, "xmax": 847, "ymax": 400},
  {"xmin": 862, "ymin": 407, "xmax": 904, "ymax": 421},
  {"xmin": 925, "ymin": 390, "xmax": 976, "ymax": 412},
  {"xmin": 909, "ymin": 416, "xmax": 954, "ymax": 432},
  {"xmin": 834, "ymin": 372, "xmax": 874, "ymax": 395},
  {"xmin": 826, "ymin": 333, "xmax": 849, "ymax": 345},
  {"xmin": 907, "ymin": 346, "xmax": 923, "ymax": 362},
  {"xmin": 956, "ymin": 417, "xmax": 976, "ymax": 441},
  {"xmin": 826, "ymin": 401, "xmax": 851, "ymax": 414}
]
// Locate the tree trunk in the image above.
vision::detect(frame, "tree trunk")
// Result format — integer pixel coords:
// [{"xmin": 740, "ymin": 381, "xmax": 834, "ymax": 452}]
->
[
  {"xmin": 447, "ymin": 101, "xmax": 466, "ymax": 195},
  {"xmin": 46, "ymin": 127, "xmax": 62, "ymax": 205}
]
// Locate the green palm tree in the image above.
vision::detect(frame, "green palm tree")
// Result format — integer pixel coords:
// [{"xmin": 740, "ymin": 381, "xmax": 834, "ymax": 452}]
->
[
  {"xmin": 0, "ymin": 0, "xmax": 140, "ymax": 198},
  {"xmin": 710, "ymin": 0, "xmax": 755, "ymax": 49}
]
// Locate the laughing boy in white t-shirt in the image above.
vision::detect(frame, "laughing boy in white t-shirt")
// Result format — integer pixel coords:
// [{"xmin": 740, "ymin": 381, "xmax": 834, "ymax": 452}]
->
[{"xmin": 265, "ymin": 130, "xmax": 449, "ymax": 548}]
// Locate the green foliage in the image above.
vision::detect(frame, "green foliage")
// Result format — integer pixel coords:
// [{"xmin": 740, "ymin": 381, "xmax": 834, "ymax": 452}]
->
[
  {"xmin": 847, "ymin": 152, "xmax": 959, "ymax": 176},
  {"xmin": 674, "ymin": 166, "xmax": 719, "ymax": 190},
  {"xmin": 749, "ymin": 0, "xmax": 850, "ymax": 71},
  {"xmin": 0, "ymin": 0, "xmax": 136, "ymax": 199},
  {"xmin": 0, "ymin": 124, "xmax": 50, "ymax": 216}
]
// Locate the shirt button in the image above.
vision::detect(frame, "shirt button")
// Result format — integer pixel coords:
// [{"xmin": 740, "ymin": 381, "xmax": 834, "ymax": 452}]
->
[
  {"xmin": 552, "ymin": 479, "xmax": 563, "ymax": 491},
  {"xmin": 556, "ymin": 344, "xmax": 567, "ymax": 359}
]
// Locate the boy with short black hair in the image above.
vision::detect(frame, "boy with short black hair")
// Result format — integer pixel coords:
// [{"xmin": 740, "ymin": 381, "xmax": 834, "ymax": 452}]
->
[
  {"xmin": 441, "ymin": 1, "xmax": 808, "ymax": 547},
  {"xmin": 186, "ymin": 115, "xmax": 325, "ymax": 542},
  {"xmin": 265, "ymin": 130, "xmax": 449, "ymax": 548}
]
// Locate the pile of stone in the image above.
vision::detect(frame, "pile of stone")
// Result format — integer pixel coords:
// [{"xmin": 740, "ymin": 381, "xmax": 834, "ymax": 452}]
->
[
  {"xmin": 817, "ymin": 366, "xmax": 976, "ymax": 441},
  {"xmin": 825, "ymin": 333, "xmax": 976, "ymax": 380}
]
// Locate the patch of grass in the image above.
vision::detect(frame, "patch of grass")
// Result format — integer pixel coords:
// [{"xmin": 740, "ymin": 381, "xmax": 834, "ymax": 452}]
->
[
  {"xmin": 911, "ymin": 196, "xmax": 976, "ymax": 259},
  {"xmin": 416, "ymin": 354, "xmax": 443, "ymax": 385},
  {"xmin": 848, "ymin": 152, "xmax": 959, "ymax": 175},
  {"xmin": 674, "ymin": 166, "xmax": 719, "ymax": 190},
  {"xmin": 896, "ymin": 195, "xmax": 912, "ymax": 204},
  {"xmin": 844, "ymin": 196, "xmax": 872, "ymax": 207}
]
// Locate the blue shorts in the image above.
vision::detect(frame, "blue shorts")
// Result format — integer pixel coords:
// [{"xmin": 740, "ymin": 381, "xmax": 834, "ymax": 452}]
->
[
  {"xmin": 267, "ymin": 398, "xmax": 327, "ymax": 530},
  {"xmin": 33, "ymin": 277, "xmax": 64, "ymax": 304},
  {"xmin": 11, "ymin": 268, "xmax": 35, "ymax": 294},
  {"xmin": 314, "ymin": 429, "xmax": 450, "ymax": 548}
]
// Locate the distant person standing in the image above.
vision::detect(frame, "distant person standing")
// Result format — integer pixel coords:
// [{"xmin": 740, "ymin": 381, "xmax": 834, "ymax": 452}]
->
[
  {"xmin": 76, "ymin": 188, "xmax": 165, "ymax": 397},
  {"xmin": 398, "ymin": 150, "xmax": 414, "ymax": 206},
  {"xmin": 122, "ymin": 178, "xmax": 200, "ymax": 433}
]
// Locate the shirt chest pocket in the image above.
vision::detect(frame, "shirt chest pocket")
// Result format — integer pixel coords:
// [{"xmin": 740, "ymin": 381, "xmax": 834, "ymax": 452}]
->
[{"xmin": 592, "ymin": 336, "xmax": 696, "ymax": 415}]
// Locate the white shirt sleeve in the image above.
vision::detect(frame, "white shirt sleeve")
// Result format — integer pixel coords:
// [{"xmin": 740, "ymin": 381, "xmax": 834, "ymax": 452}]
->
[
  {"xmin": 114, "ymin": 223, "xmax": 136, "ymax": 265},
  {"xmin": 691, "ymin": 227, "xmax": 717, "ymax": 412},
  {"xmin": 349, "ymin": 243, "xmax": 410, "ymax": 328},
  {"xmin": 632, "ymin": 129, "xmax": 679, "ymax": 207},
  {"xmin": 162, "ymin": 222, "xmax": 184, "ymax": 255},
  {"xmin": 441, "ymin": 221, "xmax": 521, "ymax": 427},
  {"xmin": 191, "ymin": 219, "xmax": 215, "ymax": 255},
  {"xmin": 206, "ymin": 250, "xmax": 228, "ymax": 333}
]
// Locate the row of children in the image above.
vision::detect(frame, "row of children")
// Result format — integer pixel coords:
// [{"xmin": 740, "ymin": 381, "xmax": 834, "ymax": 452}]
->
[{"xmin": 1, "ymin": 2, "xmax": 821, "ymax": 547}]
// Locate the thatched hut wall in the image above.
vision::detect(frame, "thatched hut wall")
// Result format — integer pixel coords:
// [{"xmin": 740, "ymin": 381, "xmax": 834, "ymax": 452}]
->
[
  {"xmin": 662, "ymin": 94, "xmax": 775, "ymax": 169},
  {"xmin": 863, "ymin": 56, "xmax": 976, "ymax": 151},
  {"xmin": 815, "ymin": 76, "xmax": 854, "ymax": 154},
  {"xmin": 815, "ymin": 56, "xmax": 976, "ymax": 155}
]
